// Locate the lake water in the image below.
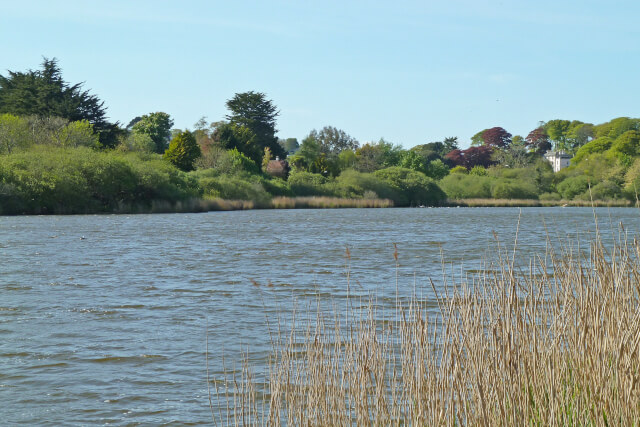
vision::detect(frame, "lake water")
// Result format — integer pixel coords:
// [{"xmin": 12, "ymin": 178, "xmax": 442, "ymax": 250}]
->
[{"xmin": 2, "ymin": 207, "xmax": 639, "ymax": 424}]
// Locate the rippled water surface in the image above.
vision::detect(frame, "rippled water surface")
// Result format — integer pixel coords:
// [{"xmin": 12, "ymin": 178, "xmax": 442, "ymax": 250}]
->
[{"xmin": 2, "ymin": 207, "xmax": 639, "ymax": 424}]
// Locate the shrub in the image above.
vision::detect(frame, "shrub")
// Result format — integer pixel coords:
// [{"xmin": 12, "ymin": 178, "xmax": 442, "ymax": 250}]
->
[
  {"xmin": 333, "ymin": 169, "xmax": 398, "ymax": 200},
  {"xmin": 373, "ymin": 167, "xmax": 446, "ymax": 206},
  {"xmin": 490, "ymin": 180, "xmax": 538, "ymax": 199},
  {"xmin": 260, "ymin": 177, "xmax": 293, "ymax": 197},
  {"xmin": 439, "ymin": 173, "xmax": 493, "ymax": 198},
  {"xmin": 0, "ymin": 146, "xmax": 200, "ymax": 214},
  {"xmin": 539, "ymin": 192, "xmax": 562, "ymax": 201},
  {"xmin": 450, "ymin": 165, "xmax": 468, "ymax": 174},
  {"xmin": 469, "ymin": 166, "xmax": 488, "ymax": 176},
  {"xmin": 288, "ymin": 171, "xmax": 329, "ymax": 196},
  {"xmin": 556, "ymin": 175, "xmax": 590, "ymax": 200},
  {"xmin": 199, "ymin": 175, "xmax": 271, "ymax": 206},
  {"xmin": 227, "ymin": 148, "xmax": 260, "ymax": 175},
  {"xmin": 576, "ymin": 180, "xmax": 622, "ymax": 201}
]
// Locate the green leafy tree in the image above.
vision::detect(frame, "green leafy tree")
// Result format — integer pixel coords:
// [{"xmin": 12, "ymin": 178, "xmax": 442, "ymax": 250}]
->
[
  {"xmin": 606, "ymin": 130, "xmax": 640, "ymax": 162},
  {"xmin": 424, "ymin": 159, "xmax": 449, "ymax": 180},
  {"xmin": 491, "ymin": 137, "xmax": 531, "ymax": 167},
  {"xmin": 58, "ymin": 120, "xmax": 100, "ymax": 148},
  {"xmin": 211, "ymin": 122, "xmax": 261, "ymax": 163},
  {"xmin": 567, "ymin": 123, "xmax": 594, "ymax": 148},
  {"xmin": 118, "ymin": 132, "xmax": 155, "ymax": 153},
  {"xmin": 0, "ymin": 58, "xmax": 119, "ymax": 147},
  {"xmin": 594, "ymin": 117, "xmax": 640, "ymax": 140},
  {"xmin": 225, "ymin": 91, "xmax": 285, "ymax": 160},
  {"xmin": 304, "ymin": 126, "xmax": 359, "ymax": 155},
  {"xmin": 163, "ymin": 130, "xmax": 201, "ymax": 171},
  {"xmin": 0, "ymin": 113, "xmax": 32, "ymax": 154},
  {"xmin": 355, "ymin": 139, "xmax": 403, "ymax": 172},
  {"xmin": 544, "ymin": 120, "xmax": 572, "ymax": 149},
  {"xmin": 297, "ymin": 135, "xmax": 322, "ymax": 170},
  {"xmin": 338, "ymin": 149, "xmax": 357, "ymax": 170},
  {"xmin": 131, "ymin": 112, "xmax": 174, "ymax": 154},
  {"xmin": 572, "ymin": 137, "xmax": 613, "ymax": 163},
  {"xmin": 399, "ymin": 150, "xmax": 427, "ymax": 173},
  {"xmin": 278, "ymin": 137, "xmax": 299, "ymax": 153}
]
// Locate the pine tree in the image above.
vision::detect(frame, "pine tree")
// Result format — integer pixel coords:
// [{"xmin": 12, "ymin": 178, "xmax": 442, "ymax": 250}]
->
[{"xmin": 0, "ymin": 58, "xmax": 120, "ymax": 147}]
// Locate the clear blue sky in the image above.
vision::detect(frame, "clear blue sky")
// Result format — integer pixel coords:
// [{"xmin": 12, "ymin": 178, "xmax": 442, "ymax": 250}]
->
[{"xmin": 1, "ymin": 0, "xmax": 639, "ymax": 148}]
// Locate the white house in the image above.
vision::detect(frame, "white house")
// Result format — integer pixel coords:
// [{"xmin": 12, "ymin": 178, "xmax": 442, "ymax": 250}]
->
[{"xmin": 544, "ymin": 150, "xmax": 572, "ymax": 173}]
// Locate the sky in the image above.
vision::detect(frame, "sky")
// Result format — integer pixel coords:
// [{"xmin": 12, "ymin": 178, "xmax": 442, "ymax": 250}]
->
[{"xmin": 1, "ymin": 0, "xmax": 639, "ymax": 148}]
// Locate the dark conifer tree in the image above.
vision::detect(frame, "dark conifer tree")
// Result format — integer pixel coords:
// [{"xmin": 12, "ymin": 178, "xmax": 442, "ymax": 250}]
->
[{"xmin": 0, "ymin": 58, "xmax": 120, "ymax": 147}]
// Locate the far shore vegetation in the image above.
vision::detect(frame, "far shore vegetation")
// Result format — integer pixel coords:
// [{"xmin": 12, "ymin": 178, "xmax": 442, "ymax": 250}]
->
[{"xmin": 3, "ymin": 58, "xmax": 640, "ymax": 215}]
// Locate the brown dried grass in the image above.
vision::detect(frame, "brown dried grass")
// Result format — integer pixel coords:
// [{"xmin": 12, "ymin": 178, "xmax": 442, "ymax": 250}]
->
[
  {"xmin": 210, "ymin": 221, "xmax": 640, "ymax": 425},
  {"xmin": 270, "ymin": 196, "xmax": 394, "ymax": 209},
  {"xmin": 450, "ymin": 198, "xmax": 634, "ymax": 207}
]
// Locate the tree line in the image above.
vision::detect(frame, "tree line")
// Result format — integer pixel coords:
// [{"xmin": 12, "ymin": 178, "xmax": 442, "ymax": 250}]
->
[{"xmin": 1, "ymin": 58, "xmax": 640, "ymax": 214}]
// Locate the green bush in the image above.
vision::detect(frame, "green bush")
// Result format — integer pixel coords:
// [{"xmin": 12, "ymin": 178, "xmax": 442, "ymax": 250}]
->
[
  {"xmin": 556, "ymin": 175, "xmax": 590, "ymax": 200},
  {"xmin": 373, "ymin": 167, "xmax": 446, "ymax": 206},
  {"xmin": 490, "ymin": 180, "xmax": 538, "ymax": 199},
  {"xmin": 576, "ymin": 180, "xmax": 622, "ymax": 201},
  {"xmin": 227, "ymin": 148, "xmax": 260, "ymax": 175},
  {"xmin": 439, "ymin": 173, "xmax": 493, "ymax": 198},
  {"xmin": 469, "ymin": 166, "xmax": 488, "ymax": 176},
  {"xmin": 450, "ymin": 165, "xmax": 468, "ymax": 174},
  {"xmin": 288, "ymin": 171, "xmax": 329, "ymax": 196},
  {"xmin": 199, "ymin": 175, "xmax": 271, "ymax": 205},
  {"xmin": 260, "ymin": 177, "xmax": 292, "ymax": 197},
  {"xmin": 0, "ymin": 146, "xmax": 200, "ymax": 214},
  {"xmin": 333, "ymin": 169, "xmax": 398, "ymax": 200}
]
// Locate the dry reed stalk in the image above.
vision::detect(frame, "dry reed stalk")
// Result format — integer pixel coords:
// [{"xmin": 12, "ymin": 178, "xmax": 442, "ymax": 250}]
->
[{"xmin": 209, "ymin": 225, "xmax": 640, "ymax": 425}]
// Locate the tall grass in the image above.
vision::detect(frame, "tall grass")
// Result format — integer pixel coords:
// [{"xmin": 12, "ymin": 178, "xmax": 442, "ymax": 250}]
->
[
  {"xmin": 210, "ymin": 222, "xmax": 640, "ymax": 425},
  {"xmin": 271, "ymin": 196, "xmax": 393, "ymax": 209},
  {"xmin": 449, "ymin": 198, "xmax": 634, "ymax": 207}
]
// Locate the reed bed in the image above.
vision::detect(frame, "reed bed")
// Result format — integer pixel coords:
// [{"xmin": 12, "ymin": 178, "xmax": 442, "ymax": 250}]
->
[
  {"xmin": 210, "ymin": 222, "xmax": 640, "ymax": 425},
  {"xmin": 270, "ymin": 196, "xmax": 394, "ymax": 209},
  {"xmin": 450, "ymin": 198, "xmax": 634, "ymax": 207}
]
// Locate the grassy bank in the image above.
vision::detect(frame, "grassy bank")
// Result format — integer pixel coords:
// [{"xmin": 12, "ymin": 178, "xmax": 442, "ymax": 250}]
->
[{"xmin": 212, "ymin": 226, "xmax": 640, "ymax": 424}]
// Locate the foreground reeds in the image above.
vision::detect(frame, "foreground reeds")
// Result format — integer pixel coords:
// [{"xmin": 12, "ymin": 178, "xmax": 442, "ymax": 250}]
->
[{"xmin": 210, "ymin": 221, "xmax": 640, "ymax": 425}]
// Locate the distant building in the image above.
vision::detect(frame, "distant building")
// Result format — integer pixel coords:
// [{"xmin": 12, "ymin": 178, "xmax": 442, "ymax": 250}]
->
[
  {"xmin": 266, "ymin": 157, "xmax": 290, "ymax": 179},
  {"xmin": 544, "ymin": 150, "xmax": 572, "ymax": 173}
]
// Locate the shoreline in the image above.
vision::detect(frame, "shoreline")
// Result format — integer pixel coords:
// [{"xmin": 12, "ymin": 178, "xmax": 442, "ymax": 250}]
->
[{"xmin": 1, "ymin": 196, "xmax": 636, "ymax": 216}]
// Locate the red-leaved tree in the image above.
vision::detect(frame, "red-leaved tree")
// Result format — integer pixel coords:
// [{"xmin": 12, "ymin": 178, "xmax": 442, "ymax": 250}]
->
[
  {"xmin": 445, "ymin": 146, "xmax": 494, "ymax": 168},
  {"xmin": 525, "ymin": 127, "xmax": 551, "ymax": 154},
  {"xmin": 481, "ymin": 127, "xmax": 512, "ymax": 148}
]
